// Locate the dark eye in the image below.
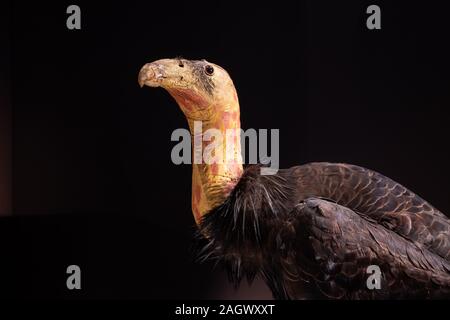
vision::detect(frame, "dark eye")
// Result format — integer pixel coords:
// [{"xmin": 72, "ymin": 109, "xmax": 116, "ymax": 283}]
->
[{"xmin": 204, "ymin": 65, "xmax": 214, "ymax": 76}]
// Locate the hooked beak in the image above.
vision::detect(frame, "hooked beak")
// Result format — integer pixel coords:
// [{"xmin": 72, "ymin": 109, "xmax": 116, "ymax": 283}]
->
[{"xmin": 138, "ymin": 62, "xmax": 166, "ymax": 88}]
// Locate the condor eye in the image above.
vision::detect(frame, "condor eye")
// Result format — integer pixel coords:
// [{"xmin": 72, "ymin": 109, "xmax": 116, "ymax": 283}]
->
[{"xmin": 204, "ymin": 65, "xmax": 214, "ymax": 76}]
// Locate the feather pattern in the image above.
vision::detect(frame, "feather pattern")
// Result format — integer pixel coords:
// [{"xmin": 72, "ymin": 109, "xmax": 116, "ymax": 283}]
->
[{"xmin": 196, "ymin": 163, "xmax": 450, "ymax": 299}]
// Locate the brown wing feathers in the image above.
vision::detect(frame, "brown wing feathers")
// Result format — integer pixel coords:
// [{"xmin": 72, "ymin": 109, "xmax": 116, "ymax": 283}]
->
[
  {"xmin": 289, "ymin": 198, "xmax": 450, "ymax": 299},
  {"xmin": 293, "ymin": 163, "xmax": 450, "ymax": 261},
  {"xmin": 197, "ymin": 163, "xmax": 450, "ymax": 299}
]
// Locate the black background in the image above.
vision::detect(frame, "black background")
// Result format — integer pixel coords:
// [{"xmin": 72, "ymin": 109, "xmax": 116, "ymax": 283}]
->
[{"xmin": 2, "ymin": 0, "xmax": 450, "ymax": 299}]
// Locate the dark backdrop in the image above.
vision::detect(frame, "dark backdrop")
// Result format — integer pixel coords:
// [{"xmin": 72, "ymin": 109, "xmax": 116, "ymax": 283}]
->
[
  {"xmin": 0, "ymin": 1, "xmax": 12, "ymax": 217},
  {"xmin": 2, "ymin": 0, "xmax": 450, "ymax": 298}
]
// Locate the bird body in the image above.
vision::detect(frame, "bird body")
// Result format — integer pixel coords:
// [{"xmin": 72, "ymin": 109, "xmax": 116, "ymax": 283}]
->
[
  {"xmin": 198, "ymin": 163, "xmax": 450, "ymax": 299},
  {"xmin": 139, "ymin": 58, "xmax": 450, "ymax": 299}
]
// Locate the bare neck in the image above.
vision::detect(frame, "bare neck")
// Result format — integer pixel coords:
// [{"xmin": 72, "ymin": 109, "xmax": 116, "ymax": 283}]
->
[{"xmin": 187, "ymin": 107, "xmax": 243, "ymax": 224}]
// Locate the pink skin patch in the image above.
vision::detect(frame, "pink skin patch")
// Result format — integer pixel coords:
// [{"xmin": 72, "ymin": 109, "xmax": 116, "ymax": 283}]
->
[
  {"xmin": 194, "ymin": 185, "xmax": 202, "ymax": 202},
  {"xmin": 222, "ymin": 111, "xmax": 237, "ymax": 128},
  {"xmin": 170, "ymin": 85, "xmax": 243, "ymax": 221},
  {"xmin": 222, "ymin": 112, "xmax": 230, "ymax": 127},
  {"xmin": 192, "ymin": 203, "xmax": 200, "ymax": 221},
  {"xmin": 210, "ymin": 164, "xmax": 219, "ymax": 175},
  {"xmin": 228, "ymin": 162, "xmax": 243, "ymax": 176},
  {"xmin": 169, "ymin": 88, "xmax": 208, "ymax": 114}
]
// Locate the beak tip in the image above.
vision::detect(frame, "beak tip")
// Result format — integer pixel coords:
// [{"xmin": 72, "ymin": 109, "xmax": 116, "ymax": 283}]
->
[
  {"xmin": 138, "ymin": 71, "xmax": 147, "ymax": 88},
  {"xmin": 138, "ymin": 63, "xmax": 158, "ymax": 88}
]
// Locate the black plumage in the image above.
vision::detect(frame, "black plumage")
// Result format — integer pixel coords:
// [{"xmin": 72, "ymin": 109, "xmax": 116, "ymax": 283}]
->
[{"xmin": 196, "ymin": 163, "xmax": 450, "ymax": 299}]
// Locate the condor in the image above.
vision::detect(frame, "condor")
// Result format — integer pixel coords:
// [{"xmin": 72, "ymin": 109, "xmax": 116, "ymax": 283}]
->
[{"xmin": 139, "ymin": 58, "xmax": 450, "ymax": 299}]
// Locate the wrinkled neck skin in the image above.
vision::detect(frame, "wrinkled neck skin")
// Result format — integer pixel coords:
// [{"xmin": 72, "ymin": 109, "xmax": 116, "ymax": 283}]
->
[{"xmin": 170, "ymin": 89, "xmax": 244, "ymax": 224}]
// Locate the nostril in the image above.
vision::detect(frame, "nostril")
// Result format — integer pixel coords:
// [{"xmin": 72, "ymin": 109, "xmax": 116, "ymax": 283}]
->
[{"xmin": 139, "ymin": 66, "xmax": 153, "ymax": 80}]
